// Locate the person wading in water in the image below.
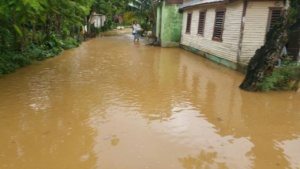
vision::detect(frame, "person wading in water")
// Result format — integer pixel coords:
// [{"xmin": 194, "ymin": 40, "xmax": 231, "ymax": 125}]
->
[{"xmin": 132, "ymin": 21, "xmax": 141, "ymax": 42}]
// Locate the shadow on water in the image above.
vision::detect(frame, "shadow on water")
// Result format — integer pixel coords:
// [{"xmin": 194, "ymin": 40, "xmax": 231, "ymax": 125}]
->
[{"xmin": 0, "ymin": 35, "xmax": 299, "ymax": 169}]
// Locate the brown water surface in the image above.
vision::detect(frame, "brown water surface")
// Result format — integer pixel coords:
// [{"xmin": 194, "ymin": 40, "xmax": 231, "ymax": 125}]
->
[{"xmin": 0, "ymin": 35, "xmax": 300, "ymax": 169}]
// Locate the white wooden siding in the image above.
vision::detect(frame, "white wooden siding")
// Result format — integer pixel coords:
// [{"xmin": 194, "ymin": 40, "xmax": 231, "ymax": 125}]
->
[
  {"xmin": 181, "ymin": 1, "xmax": 244, "ymax": 63},
  {"xmin": 240, "ymin": 1, "xmax": 284, "ymax": 64}
]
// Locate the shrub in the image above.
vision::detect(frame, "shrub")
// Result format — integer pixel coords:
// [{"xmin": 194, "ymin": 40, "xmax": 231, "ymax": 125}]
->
[
  {"xmin": 258, "ymin": 62, "xmax": 300, "ymax": 91},
  {"xmin": 0, "ymin": 34, "xmax": 82, "ymax": 76},
  {"xmin": 62, "ymin": 37, "xmax": 79, "ymax": 49},
  {"xmin": 101, "ymin": 19, "xmax": 115, "ymax": 32},
  {"xmin": 0, "ymin": 52, "xmax": 31, "ymax": 75}
]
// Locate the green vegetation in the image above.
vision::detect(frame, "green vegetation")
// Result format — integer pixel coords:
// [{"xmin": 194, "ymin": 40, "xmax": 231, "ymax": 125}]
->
[
  {"xmin": 91, "ymin": 0, "xmax": 157, "ymax": 31},
  {"xmin": 0, "ymin": 35, "xmax": 80, "ymax": 75},
  {"xmin": 92, "ymin": 0, "xmax": 131, "ymax": 18},
  {"xmin": 0, "ymin": 0, "xmax": 94, "ymax": 75},
  {"xmin": 123, "ymin": 11, "xmax": 138, "ymax": 25},
  {"xmin": 0, "ymin": 0, "xmax": 156, "ymax": 76},
  {"xmin": 91, "ymin": 0, "xmax": 131, "ymax": 31},
  {"xmin": 128, "ymin": 0, "xmax": 157, "ymax": 31},
  {"xmin": 258, "ymin": 62, "xmax": 300, "ymax": 91}
]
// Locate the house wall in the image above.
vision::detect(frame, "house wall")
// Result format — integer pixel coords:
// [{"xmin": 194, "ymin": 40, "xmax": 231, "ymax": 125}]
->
[
  {"xmin": 181, "ymin": 1, "xmax": 244, "ymax": 67},
  {"xmin": 156, "ymin": 6, "xmax": 162, "ymax": 38},
  {"xmin": 180, "ymin": 0, "xmax": 285, "ymax": 69},
  {"xmin": 240, "ymin": 1, "xmax": 284, "ymax": 65},
  {"xmin": 157, "ymin": 1, "xmax": 183, "ymax": 47}
]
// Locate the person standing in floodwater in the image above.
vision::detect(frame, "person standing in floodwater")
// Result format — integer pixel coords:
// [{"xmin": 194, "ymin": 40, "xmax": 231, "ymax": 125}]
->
[{"xmin": 132, "ymin": 21, "xmax": 141, "ymax": 42}]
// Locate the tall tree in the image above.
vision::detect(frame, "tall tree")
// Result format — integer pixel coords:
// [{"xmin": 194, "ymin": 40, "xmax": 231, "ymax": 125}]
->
[
  {"xmin": 128, "ymin": 0, "xmax": 158, "ymax": 22},
  {"xmin": 92, "ymin": 0, "xmax": 131, "ymax": 17}
]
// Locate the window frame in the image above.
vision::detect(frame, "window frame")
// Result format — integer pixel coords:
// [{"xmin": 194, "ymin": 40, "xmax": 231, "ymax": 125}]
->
[
  {"xmin": 197, "ymin": 10, "xmax": 207, "ymax": 36},
  {"xmin": 186, "ymin": 12, "xmax": 193, "ymax": 34},
  {"xmin": 267, "ymin": 7, "xmax": 283, "ymax": 32},
  {"xmin": 212, "ymin": 8, "xmax": 226, "ymax": 42}
]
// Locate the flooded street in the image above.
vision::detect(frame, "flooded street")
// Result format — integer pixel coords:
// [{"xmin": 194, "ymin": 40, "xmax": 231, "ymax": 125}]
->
[{"xmin": 0, "ymin": 35, "xmax": 300, "ymax": 169}]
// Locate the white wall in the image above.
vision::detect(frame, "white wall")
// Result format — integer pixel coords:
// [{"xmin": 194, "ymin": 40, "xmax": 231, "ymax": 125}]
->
[
  {"xmin": 181, "ymin": 1, "xmax": 244, "ymax": 63},
  {"xmin": 240, "ymin": 1, "xmax": 284, "ymax": 64}
]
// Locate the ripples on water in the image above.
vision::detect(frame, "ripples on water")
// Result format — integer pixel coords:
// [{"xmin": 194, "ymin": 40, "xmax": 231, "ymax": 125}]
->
[{"xmin": 0, "ymin": 35, "xmax": 299, "ymax": 169}]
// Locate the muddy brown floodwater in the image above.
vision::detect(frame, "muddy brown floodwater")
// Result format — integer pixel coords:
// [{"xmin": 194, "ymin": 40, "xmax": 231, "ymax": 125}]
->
[{"xmin": 0, "ymin": 35, "xmax": 300, "ymax": 169}]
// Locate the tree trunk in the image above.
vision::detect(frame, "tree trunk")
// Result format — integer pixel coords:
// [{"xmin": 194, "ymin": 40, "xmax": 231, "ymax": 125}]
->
[
  {"xmin": 151, "ymin": 0, "xmax": 157, "ymax": 22},
  {"xmin": 240, "ymin": 24, "xmax": 288, "ymax": 91},
  {"xmin": 240, "ymin": 0, "xmax": 299, "ymax": 91}
]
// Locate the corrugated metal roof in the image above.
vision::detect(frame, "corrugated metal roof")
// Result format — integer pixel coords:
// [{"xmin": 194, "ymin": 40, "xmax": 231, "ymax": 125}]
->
[{"xmin": 179, "ymin": 0, "xmax": 225, "ymax": 9}]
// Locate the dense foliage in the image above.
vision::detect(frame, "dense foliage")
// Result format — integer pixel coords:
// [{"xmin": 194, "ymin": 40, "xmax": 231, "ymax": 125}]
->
[
  {"xmin": 0, "ymin": 0, "xmax": 94, "ymax": 51},
  {"xmin": 0, "ymin": 0, "xmax": 94, "ymax": 75},
  {"xmin": 92, "ymin": 0, "xmax": 131, "ymax": 18},
  {"xmin": 0, "ymin": 0, "xmax": 156, "ymax": 75},
  {"xmin": 91, "ymin": 0, "xmax": 157, "ymax": 30},
  {"xmin": 129, "ymin": 0, "xmax": 158, "ymax": 31}
]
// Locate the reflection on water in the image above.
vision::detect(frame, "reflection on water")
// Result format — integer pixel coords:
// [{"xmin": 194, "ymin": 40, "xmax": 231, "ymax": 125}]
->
[
  {"xmin": 179, "ymin": 151, "xmax": 229, "ymax": 169},
  {"xmin": 0, "ymin": 35, "xmax": 299, "ymax": 169}
]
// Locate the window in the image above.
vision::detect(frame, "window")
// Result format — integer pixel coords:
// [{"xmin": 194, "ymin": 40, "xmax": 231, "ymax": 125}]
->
[
  {"xmin": 213, "ymin": 9, "xmax": 226, "ymax": 41},
  {"xmin": 267, "ymin": 8, "xmax": 283, "ymax": 31},
  {"xmin": 186, "ymin": 13, "xmax": 192, "ymax": 34},
  {"xmin": 198, "ymin": 11, "xmax": 206, "ymax": 35}
]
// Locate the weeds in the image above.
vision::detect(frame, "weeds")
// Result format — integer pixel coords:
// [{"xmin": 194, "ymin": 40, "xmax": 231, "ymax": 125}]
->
[{"xmin": 258, "ymin": 62, "xmax": 300, "ymax": 91}]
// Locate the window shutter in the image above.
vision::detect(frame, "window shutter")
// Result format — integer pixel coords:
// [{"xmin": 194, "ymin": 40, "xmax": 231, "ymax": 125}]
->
[
  {"xmin": 213, "ymin": 9, "xmax": 226, "ymax": 41},
  {"xmin": 268, "ymin": 8, "xmax": 283, "ymax": 31},
  {"xmin": 186, "ymin": 13, "xmax": 192, "ymax": 34},
  {"xmin": 198, "ymin": 11, "xmax": 206, "ymax": 35}
]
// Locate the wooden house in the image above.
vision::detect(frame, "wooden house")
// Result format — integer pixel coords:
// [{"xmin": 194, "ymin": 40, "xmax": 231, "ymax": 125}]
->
[{"xmin": 179, "ymin": 0, "xmax": 289, "ymax": 70}]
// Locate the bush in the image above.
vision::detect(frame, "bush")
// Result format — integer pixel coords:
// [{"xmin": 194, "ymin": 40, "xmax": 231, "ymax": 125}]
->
[
  {"xmin": 62, "ymin": 37, "xmax": 79, "ymax": 49},
  {"xmin": 25, "ymin": 43, "xmax": 62, "ymax": 61},
  {"xmin": 0, "ymin": 34, "xmax": 81, "ymax": 76},
  {"xmin": 0, "ymin": 52, "xmax": 31, "ymax": 75},
  {"xmin": 45, "ymin": 34, "xmax": 64, "ymax": 49},
  {"xmin": 141, "ymin": 21, "xmax": 152, "ymax": 31},
  {"xmin": 258, "ymin": 62, "xmax": 300, "ymax": 91},
  {"xmin": 101, "ymin": 19, "xmax": 116, "ymax": 32}
]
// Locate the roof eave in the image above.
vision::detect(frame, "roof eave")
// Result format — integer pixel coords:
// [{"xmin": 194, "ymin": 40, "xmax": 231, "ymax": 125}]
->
[{"xmin": 179, "ymin": 0, "xmax": 236, "ymax": 11}]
